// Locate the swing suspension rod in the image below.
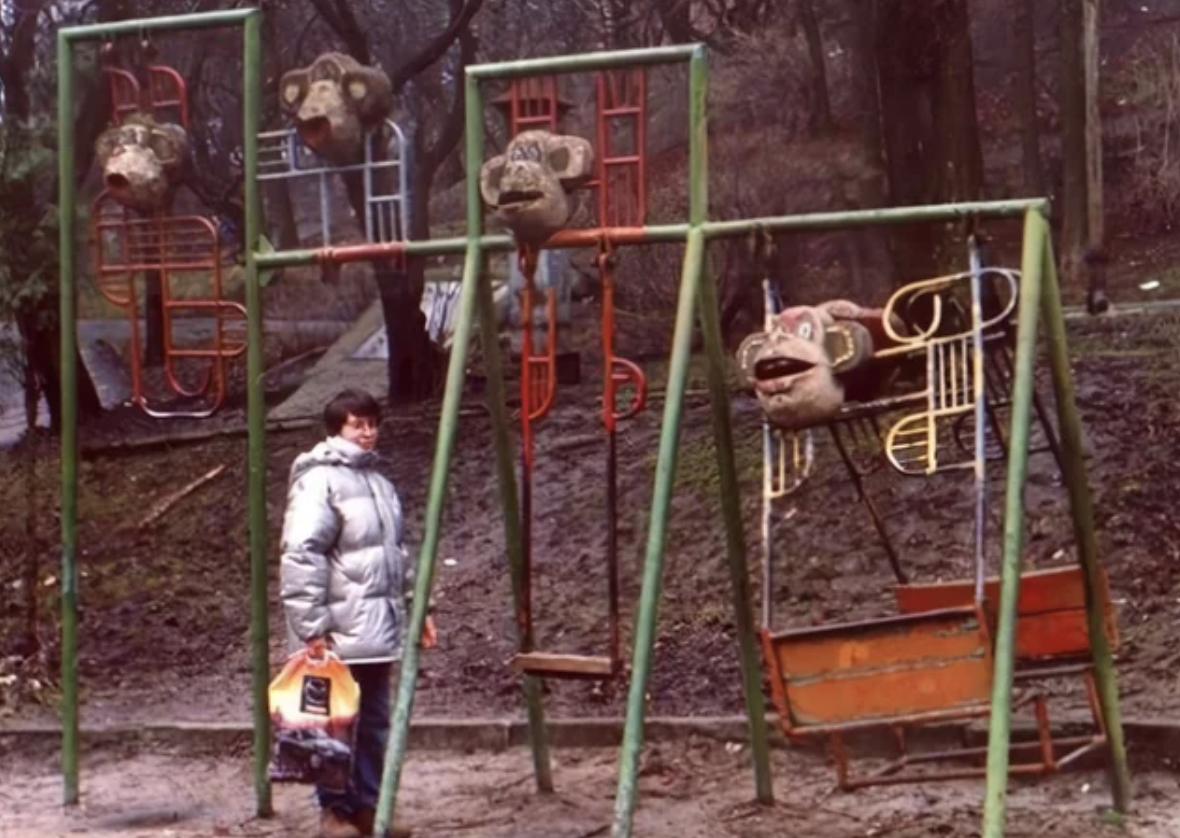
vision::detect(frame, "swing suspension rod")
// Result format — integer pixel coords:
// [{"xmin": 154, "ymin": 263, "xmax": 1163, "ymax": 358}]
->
[
  {"xmin": 517, "ymin": 246, "xmax": 557, "ymax": 655},
  {"xmin": 600, "ymin": 238, "xmax": 647, "ymax": 670},
  {"xmin": 513, "ymin": 238, "xmax": 647, "ymax": 679}
]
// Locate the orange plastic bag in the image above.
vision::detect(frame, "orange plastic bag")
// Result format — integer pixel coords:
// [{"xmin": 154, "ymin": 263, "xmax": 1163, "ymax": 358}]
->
[{"xmin": 267, "ymin": 650, "xmax": 360, "ymax": 792}]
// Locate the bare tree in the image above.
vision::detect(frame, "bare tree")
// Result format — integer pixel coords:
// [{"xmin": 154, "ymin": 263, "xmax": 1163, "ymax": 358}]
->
[
  {"xmin": 0, "ymin": 0, "xmax": 107, "ymax": 432},
  {"xmin": 798, "ymin": 0, "xmax": 832, "ymax": 135},
  {"xmin": 308, "ymin": 0, "xmax": 486, "ymax": 404},
  {"xmin": 1082, "ymin": 0, "xmax": 1107, "ymax": 313},
  {"xmin": 874, "ymin": 0, "xmax": 985, "ymax": 287},
  {"xmin": 1059, "ymin": 0, "xmax": 1088, "ymax": 287},
  {"xmin": 1011, "ymin": 0, "xmax": 1045, "ymax": 196}
]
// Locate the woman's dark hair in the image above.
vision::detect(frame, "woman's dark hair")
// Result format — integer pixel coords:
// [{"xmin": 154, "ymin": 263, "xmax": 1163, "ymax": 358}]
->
[{"xmin": 323, "ymin": 388, "xmax": 382, "ymax": 435}]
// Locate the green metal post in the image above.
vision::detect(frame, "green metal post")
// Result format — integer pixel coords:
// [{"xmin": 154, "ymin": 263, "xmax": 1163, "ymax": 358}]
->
[
  {"xmin": 240, "ymin": 9, "xmax": 271, "ymax": 819},
  {"xmin": 373, "ymin": 70, "xmax": 505, "ymax": 835},
  {"xmin": 465, "ymin": 71, "xmax": 554, "ymax": 794},
  {"xmin": 696, "ymin": 278, "xmax": 775, "ymax": 804},
  {"xmin": 981, "ymin": 209, "xmax": 1046, "ymax": 838},
  {"xmin": 56, "ymin": 29, "xmax": 80, "ymax": 808},
  {"xmin": 53, "ymin": 7, "xmax": 275, "ymax": 810},
  {"xmin": 686, "ymin": 48, "xmax": 708, "ymax": 234},
  {"xmin": 474, "ymin": 250, "xmax": 555, "ymax": 794},
  {"xmin": 612, "ymin": 46, "xmax": 711, "ymax": 838},
  {"xmin": 1039, "ymin": 240, "xmax": 1132, "ymax": 811},
  {"xmin": 374, "ymin": 241, "xmax": 482, "ymax": 838},
  {"xmin": 687, "ymin": 50, "xmax": 773, "ymax": 805},
  {"xmin": 611, "ymin": 229, "xmax": 706, "ymax": 838}
]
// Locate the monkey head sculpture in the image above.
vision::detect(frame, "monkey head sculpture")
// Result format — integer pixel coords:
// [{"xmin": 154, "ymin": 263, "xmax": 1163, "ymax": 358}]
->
[
  {"xmin": 479, "ymin": 130, "xmax": 595, "ymax": 244},
  {"xmin": 279, "ymin": 52, "xmax": 393, "ymax": 165},
  {"xmin": 737, "ymin": 300, "xmax": 908, "ymax": 431},
  {"xmin": 94, "ymin": 114, "xmax": 189, "ymax": 213}
]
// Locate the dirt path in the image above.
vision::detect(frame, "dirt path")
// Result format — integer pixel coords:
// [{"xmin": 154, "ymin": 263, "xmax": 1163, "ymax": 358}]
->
[{"xmin": 4, "ymin": 739, "xmax": 1179, "ymax": 838}]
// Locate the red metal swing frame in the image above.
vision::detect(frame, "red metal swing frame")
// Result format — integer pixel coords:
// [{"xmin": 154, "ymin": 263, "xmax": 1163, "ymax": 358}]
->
[
  {"xmin": 91, "ymin": 62, "xmax": 245, "ymax": 418},
  {"xmin": 507, "ymin": 71, "xmax": 650, "ymax": 679}
]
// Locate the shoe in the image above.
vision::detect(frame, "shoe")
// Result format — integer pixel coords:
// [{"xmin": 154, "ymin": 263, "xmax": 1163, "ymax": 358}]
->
[
  {"xmin": 321, "ymin": 808, "xmax": 363, "ymax": 838},
  {"xmin": 354, "ymin": 807, "xmax": 412, "ymax": 838}
]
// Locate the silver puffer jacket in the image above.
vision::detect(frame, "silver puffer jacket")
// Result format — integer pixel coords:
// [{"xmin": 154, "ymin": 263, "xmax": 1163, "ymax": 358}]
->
[{"xmin": 279, "ymin": 436, "xmax": 412, "ymax": 663}]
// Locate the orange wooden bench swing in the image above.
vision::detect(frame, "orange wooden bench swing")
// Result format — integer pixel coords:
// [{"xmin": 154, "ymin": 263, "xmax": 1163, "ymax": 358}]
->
[{"xmin": 755, "ymin": 236, "xmax": 1120, "ymax": 790}]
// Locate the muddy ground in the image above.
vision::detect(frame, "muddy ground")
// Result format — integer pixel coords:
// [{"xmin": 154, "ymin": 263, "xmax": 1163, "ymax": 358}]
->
[
  {"xmin": 4, "ymin": 736, "xmax": 1179, "ymax": 838},
  {"xmin": 2, "ymin": 311, "xmax": 1180, "ymax": 729}
]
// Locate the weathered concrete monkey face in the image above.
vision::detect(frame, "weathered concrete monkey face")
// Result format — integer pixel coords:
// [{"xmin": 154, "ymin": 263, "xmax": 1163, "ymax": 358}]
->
[
  {"xmin": 94, "ymin": 115, "xmax": 189, "ymax": 213},
  {"xmin": 279, "ymin": 52, "xmax": 393, "ymax": 165},
  {"xmin": 479, "ymin": 130, "xmax": 595, "ymax": 244},
  {"xmin": 737, "ymin": 306, "xmax": 845, "ymax": 431},
  {"xmin": 737, "ymin": 299, "xmax": 908, "ymax": 430}
]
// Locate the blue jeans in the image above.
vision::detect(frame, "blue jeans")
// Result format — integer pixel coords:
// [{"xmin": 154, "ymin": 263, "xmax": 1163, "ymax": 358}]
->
[{"xmin": 317, "ymin": 662, "xmax": 393, "ymax": 815}]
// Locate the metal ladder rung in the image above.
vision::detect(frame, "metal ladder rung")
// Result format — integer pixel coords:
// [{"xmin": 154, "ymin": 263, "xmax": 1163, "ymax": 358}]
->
[
  {"xmin": 890, "ymin": 441, "xmax": 930, "ymax": 451},
  {"xmin": 167, "ymin": 347, "xmax": 239, "ymax": 358},
  {"xmin": 892, "ymin": 427, "xmax": 928, "ymax": 438}
]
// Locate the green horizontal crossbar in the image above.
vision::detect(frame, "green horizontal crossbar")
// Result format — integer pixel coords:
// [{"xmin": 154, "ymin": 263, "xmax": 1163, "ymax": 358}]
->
[
  {"xmin": 252, "ymin": 199, "xmax": 1050, "ymax": 270},
  {"xmin": 705, "ymin": 199, "xmax": 1049, "ymax": 236},
  {"xmin": 60, "ymin": 9, "xmax": 256, "ymax": 42},
  {"xmin": 468, "ymin": 44, "xmax": 700, "ymax": 80}
]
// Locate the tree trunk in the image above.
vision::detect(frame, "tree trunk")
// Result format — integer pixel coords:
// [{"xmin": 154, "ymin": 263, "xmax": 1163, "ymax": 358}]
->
[
  {"xmin": 142, "ymin": 267, "xmax": 165, "ymax": 367},
  {"xmin": 799, "ymin": 0, "xmax": 832, "ymax": 136},
  {"xmin": 15, "ymin": 308, "xmax": 102, "ymax": 433},
  {"xmin": 875, "ymin": 0, "xmax": 984, "ymax": 292},
  {"xmin": 1011, "ymin": 0, "xmax": 1045, "ymax": 196},
  {"xmin": 261, "ymin": 1, "xmax": 301, "ymax": 252},
  {"xmin": 1082, "ymin": 0, "xmax": 1108, "ymax": 313},
  {"xmin": 269, "ymin": 182, "xmax": 301, "ymax": 250},
  {"xmin": 656, "ymin": 0, "xmax": 694, "ymax": 43},
  {"xmin": 342, "ymin": 158, "xmax": 434, "ymax": 406},
  {"xmin": 1059, "ymin": 0, "xmax": 1088, "ymax": 288},
  {"xmin": 847, "ymin": 0, "xmax": 894, "ymax": 288},
  {"xmin": 21, "ymin": 440, "xmax": 39, "ymax": 656},
  {"xmin": 311, "ymin": 0, "xmax": 484, "ymax": 405},
  {"xmin": 850, "ymin": 0, "xmax": 883, "ymax": 164}
]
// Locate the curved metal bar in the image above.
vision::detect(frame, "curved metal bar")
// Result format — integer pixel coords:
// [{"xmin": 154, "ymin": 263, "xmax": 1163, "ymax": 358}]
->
[
  {"xmin": 148, "ymin": 65, "xmax": 190, "ymax": 129},
  {"xmin": 878, "ymin": 268, "xmax": 1021, "ymax": 349}
]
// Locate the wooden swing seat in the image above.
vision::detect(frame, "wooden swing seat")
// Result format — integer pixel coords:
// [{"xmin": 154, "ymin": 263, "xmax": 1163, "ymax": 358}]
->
[{"xmin": 512, "ymin": 651, "xmax": 619, "ymax": 680}]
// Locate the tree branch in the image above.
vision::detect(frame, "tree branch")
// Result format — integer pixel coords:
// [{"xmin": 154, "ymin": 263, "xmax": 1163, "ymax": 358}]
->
[
  {"xmin": 389, "ymin": 0, "xmax": 486, "ymax": 91},
  {"xmin": 308, "ymin": 0, "xmax": 371, "ymax": 64},
  {"xmin": 0, "ymin": 0, "xmax": 49, "ymax": 120},
  {"xmin": 422, "ymin": 7, "xmax": 478, "ymax": 174}
]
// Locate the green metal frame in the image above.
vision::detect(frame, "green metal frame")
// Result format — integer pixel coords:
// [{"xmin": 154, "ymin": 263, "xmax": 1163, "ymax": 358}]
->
[
  {"xmin": 53, "ymin": 22, "xmax": 1129, "ymax": 838},
  {"xmin": 55, "ymin": 9, "xmax": 269, "ymax": 816},
  {"xmin": 257, "ymin": 45, "xmax": 1132, "ymax": 838}
]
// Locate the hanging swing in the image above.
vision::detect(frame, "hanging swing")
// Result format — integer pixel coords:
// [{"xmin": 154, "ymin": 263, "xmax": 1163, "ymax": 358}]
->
[
  {"xmin": 755, "ymin": 234, "xmax": 1116, "ymax": 788},
  {"xmin": 508, "ymin": 67, "xmax": 650, "ymax": 680}
]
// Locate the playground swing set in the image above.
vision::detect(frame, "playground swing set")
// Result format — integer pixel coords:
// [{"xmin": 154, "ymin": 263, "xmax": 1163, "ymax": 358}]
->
[
  {"xmin": 53, "ymin": 11, "xmax": 1130, "ymax": 838},
  {"xmin": 754, "ymin": 235, "xmax": 1121, "ymax": 789}
]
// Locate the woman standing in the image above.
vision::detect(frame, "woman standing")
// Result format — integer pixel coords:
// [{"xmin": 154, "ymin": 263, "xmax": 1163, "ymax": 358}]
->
[{"xmin": 280, "ymin": 388, "xmax": 435, "ymax": 838}]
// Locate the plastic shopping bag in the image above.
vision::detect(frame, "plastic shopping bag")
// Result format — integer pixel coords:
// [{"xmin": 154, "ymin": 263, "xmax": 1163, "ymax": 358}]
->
[{"xmin": 267, "ymin": 649, "xmax": 360, "ymax": 792}]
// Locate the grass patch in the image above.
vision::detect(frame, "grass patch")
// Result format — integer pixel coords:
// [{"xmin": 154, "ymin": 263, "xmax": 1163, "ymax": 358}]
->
[
  {"xmin": 650, "ymin": 424, "xmax": 763, "ymax": 499},
  {"xmin": 643, "ymin": 351, "xmax": 744, "ymax": 394}
]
